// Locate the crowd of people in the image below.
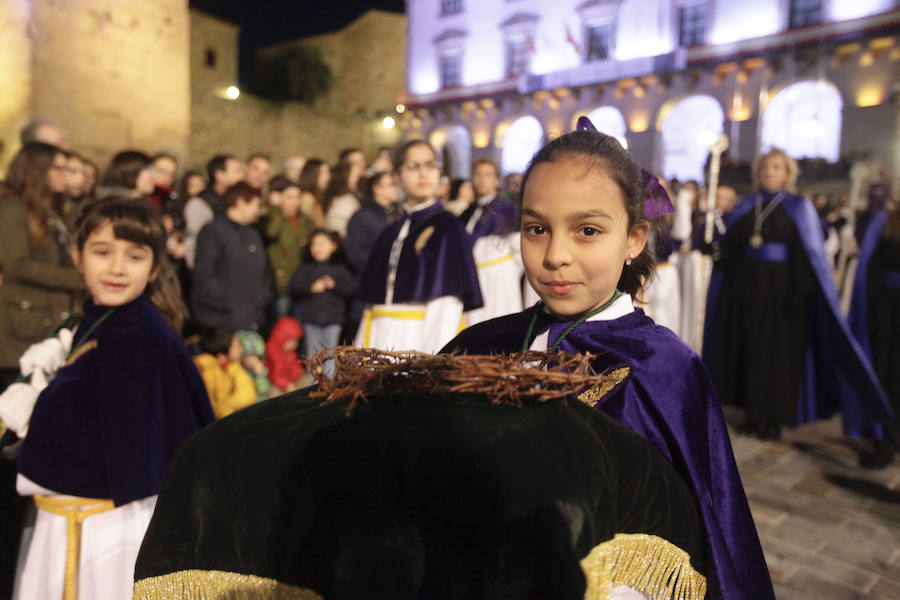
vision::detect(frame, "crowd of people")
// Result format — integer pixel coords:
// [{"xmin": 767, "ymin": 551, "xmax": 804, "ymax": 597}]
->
[{"xmin": 0, "ymin": 114, "xmax": 896, "ymax": 599}]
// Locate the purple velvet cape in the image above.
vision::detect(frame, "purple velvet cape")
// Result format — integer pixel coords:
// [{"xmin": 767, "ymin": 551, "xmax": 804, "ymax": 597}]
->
[
  {"xmin": 357, "ymin": 201, "xmax": 483, "ymax": 310},
  {"xmin": 458, "ymin": 195, "xmax": 519, "ymax": 240},
  {"xmin": 704, "ymin": 194, "xmax": 890, "ymax": 436},
  {"xmin": 18, "ymin": 297, "xmax": 215, "ymax": 506},
  {"xmin": 442, "ymin": 308, "xmax": 774, "ymax": 600},
  {"xmin": 847, "ymin": 210, "xmax": 891, "ymax": 438}
]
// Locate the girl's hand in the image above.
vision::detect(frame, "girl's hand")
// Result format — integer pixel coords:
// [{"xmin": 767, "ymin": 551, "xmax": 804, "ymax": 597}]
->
[
  {"xmin": 321, "ymin": 275, "xmax": 336, "ymax": 290},
  {"xmin": 310, "ymin": 277, "xmax": 328, "ymax": 294}
]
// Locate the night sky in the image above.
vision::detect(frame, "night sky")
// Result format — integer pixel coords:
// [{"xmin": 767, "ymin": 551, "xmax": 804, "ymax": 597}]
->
[{"xmin": 190, "ymin": 0, "xmax": 406, "ymax": 85}]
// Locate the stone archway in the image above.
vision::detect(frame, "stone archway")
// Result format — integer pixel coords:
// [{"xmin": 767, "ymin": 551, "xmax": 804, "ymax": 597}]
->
[
  {"xmin": 761, "ymin": 80, "xmax": 842, "ymax": 161},
  {"xmin": 429, "ymin": 124, "xmax": 472, "ymax": 179},
  {"xmin": 499, "ymin": 115, "xmax": 543, "ymax": 175},
  {"xmin": 661, "ymin": 95, "xmax": 725, "ymax": 183}
]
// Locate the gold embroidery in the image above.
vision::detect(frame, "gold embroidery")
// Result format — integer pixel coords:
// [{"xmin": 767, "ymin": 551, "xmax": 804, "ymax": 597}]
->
[
  {"xmin": 577, "ymin": 366, "xmax": 632, "ymax": 407},
  {"xmin": 33, "ymin": 495, "xmax": 115, "ymax": 600},
  {"xmin": 580, "ymin": 533, "xmax": 707, "ymax": 600},
  {"xmin": 132, "ymin": 569, "xmax": 323, "ymax": 600},
  {"xmin": 64, "ymin": 339, "xmax": 97, "ymax": 367},
  {"xmin": 476, "ymin": 253, "xmax": 514, "ymax": 268},
  {"xmin": 414, "ymin": 226, "xmax": 435, "ymax": 254}
]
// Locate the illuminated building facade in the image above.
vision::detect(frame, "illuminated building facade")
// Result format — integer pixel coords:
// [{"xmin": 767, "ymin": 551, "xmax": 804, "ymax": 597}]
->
[{"xmin": 399, "ymin": 0, "xmax": 899, "ymax": 186}]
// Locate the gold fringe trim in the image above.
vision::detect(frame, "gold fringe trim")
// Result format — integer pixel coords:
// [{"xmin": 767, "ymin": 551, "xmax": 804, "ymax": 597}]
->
[
  {"xmin": 132, "ymin": 570, "xmax": 323, "ymax": 600},
  {"xmin": 64, "ymin": 339, "xmax": 97, "ymax": 367},
  {"xmin": 577, "ymin": 366, "xmax": 632, "ymax": 407},
  {"xmin": 580, "ymin": 533, "xmax": 707, "ymax": 600}
]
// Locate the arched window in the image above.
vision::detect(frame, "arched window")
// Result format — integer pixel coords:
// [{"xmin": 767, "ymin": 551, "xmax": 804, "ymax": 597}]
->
[
  {"xmin": 500, "ymin": 116, "xmax": 544, "ymax": 175},
  {"xmin": 661, "ymin": 95, "xmax": 724, "ymax": 183},
  {"xmin": 584, "ymin": 106, "xmax": 628, "ymax": 149},
  {"xmin": 429, "ymin": 125, "xmax": 473, "ymax": 180},
  {"xmin": 760, "ymin": 80, "xmax": 842, "ymax": 162}
]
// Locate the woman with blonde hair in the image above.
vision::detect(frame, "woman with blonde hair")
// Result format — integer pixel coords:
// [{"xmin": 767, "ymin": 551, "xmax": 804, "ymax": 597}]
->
[{"xmin": 704, "ymin": 147, "xmax": 889, "ymax": 444}]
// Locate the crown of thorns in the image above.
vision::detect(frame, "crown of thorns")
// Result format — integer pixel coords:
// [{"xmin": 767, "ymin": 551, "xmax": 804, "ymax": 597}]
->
[{"xmin": 307, "ymin": 347, "xmax": 602, "ymax": 415}]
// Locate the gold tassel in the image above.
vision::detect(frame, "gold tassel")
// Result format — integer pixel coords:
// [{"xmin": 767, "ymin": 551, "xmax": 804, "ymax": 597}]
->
[
  {"xmin": 580, "ymin": 533, "xmax": 707, "ymax": 600},
  {"xmin": 132, "ymin": 569, "xmax": 323, "ymax": 600}
]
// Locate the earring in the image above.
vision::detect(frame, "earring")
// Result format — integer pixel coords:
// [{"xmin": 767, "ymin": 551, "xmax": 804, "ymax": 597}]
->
[{"xmin": 625, "ymin": 254, "xmax": 634, "ymax": 266}]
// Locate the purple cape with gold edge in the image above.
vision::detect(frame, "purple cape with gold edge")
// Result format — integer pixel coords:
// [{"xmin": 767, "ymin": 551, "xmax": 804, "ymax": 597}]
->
[
  {"xmin": 18, "ymin": 297, "xmax": 215, "ymax": 506},
  {"xmin": 442, "ymin": 309, "xmax": 774, "ymax": 600},
  {"xmin": 357, "ymin": 201, "xmax": 483, "ymax": 310},
  {"xmin": 459, "ymin": 195, "xmax": 519, "ymax": 240},
  {"xmin": 704, "ymin": 194, "xmax": 890, "ymax": 436}
]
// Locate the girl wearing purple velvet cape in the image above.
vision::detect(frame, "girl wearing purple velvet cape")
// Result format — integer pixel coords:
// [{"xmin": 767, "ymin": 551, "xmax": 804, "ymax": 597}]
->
[
  {"xmin": 11, "ymin": 199, "xmax": 214, "ymax": 600},
  {"xmin": 442, "ymin": 123, "xmax": 774, "ymax": 599}
]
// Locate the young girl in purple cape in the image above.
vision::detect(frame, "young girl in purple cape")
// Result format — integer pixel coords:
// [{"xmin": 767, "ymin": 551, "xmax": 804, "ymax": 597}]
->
[{"xmin": 443, "ymin": 121, "xmax": 774, "ymax": 599}]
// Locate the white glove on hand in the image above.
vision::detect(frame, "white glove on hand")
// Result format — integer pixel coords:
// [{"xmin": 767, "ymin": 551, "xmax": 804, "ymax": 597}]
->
[
  {"xmin": 18, "ymin": 328, "xmax": 73, "ymax": 390},
  {"xmin": 0, "ymin": 382, "xmax": 41, "ymax": 437}
]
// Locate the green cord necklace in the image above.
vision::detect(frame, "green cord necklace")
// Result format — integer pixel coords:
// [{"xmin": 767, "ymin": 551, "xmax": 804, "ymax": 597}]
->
[{"xmin": 521, "ymin": 290, "xmax": 623, "ymax": 352}]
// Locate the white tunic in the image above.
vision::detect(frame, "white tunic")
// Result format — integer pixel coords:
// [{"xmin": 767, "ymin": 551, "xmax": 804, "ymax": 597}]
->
[
  {"xmin": 464, "ymin": 232, "xmax": 525, "ymax": 326},
  {"xmin": 14, "ymin": 474, "xmax": 155, "ymax": 600},
  {"xmin": 638, "ymin": 257, "xmax": 682, "ymax": 337}
]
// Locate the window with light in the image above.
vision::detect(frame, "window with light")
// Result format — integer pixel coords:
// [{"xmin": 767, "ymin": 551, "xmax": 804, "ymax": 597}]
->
[
  {"xmin": 506, "ymin": 37, "xmax": 531, "ymax": 77},
  {"xmin": 789, "ymin": 0, "xmax": 822, "ymax": 29},
  {"xmin": 441, "ymin": 0, "xmax": 464, "ymax": 16},
  {"xmin": 679, "ymin": 3, "xmax": 708, "ymax": 47},
  {"xmin": 440, "ymin": 53, "xmax": 462, "ymax": 88},
  {"xmin": 586, "ymin": 23, "xmax": 613, "ymax": 61}
]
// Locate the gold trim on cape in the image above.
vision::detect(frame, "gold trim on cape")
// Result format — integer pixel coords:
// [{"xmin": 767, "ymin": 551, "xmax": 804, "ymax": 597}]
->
[
  {"xmin": 132, "ymin": 570, "xmax": 323, "ymax": 600},
  {"xmin": 580, "ymin": 533, "xmax": 707, "ymax": 600},
  {"xmin": 577, "ymin": 366, "xmax": 632, "ymax": 407}
]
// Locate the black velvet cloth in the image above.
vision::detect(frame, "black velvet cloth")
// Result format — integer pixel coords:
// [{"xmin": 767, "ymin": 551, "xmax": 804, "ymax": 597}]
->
[{"xmin": 135, "ymin": 389, "xmax": 706, "ymax": 599}]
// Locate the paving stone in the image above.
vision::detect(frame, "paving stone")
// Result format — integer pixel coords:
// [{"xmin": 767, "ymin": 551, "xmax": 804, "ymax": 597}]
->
[
  {"xmin": 777, "ymin": 566, "xmax": 870, "ymax": 599},
  {"xmin": 868, "ymin": 577, "xmax": 900, "ymax": 599}
]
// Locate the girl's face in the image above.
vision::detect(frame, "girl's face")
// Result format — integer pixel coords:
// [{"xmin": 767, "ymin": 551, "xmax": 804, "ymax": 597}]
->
[
  {"xmin": 46, "ymin": 153, "xmax": 69, "ymax": 194},
  {"xmin": 458, "ymin": 180, "xmax": 474, "ymax": 202},
  {"xmin": 186, "ymin": 174, "xmax": 206, "ymax": 197},
  {"xmin": 399, "ymin": 144, "xmax": 440, "ymax": 206},
  {"xmin": 282, "ymin": 186, "xmax": 301, "ymax": 218},
  {"xmin": 759, "ymin": 156, "xmax": 789, "ymax": 193},
  {"xmin": 135, "ymin": 166, "xmax": 156, "ymax": 196},
  {"xmin": 66, "ymin": 157, "xmax": 85, "ymax": 196},
  {"xmin": 74, "ymin": 222, "xmax": 156, "ymax": 307},
  {"xmin": 310, "ymin": 233, "xmax": 337, "ymax": 263},
  {"xmin": 520, "ymin": 156, "xmax": 647, "ymax": 320},
  {"xmin": 316, "ymin": 164, "xmax": 331, "ymax": 192}
]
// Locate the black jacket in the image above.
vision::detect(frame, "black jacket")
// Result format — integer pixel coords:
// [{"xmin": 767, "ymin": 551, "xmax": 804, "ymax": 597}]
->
[
  {"xmin": 289, "ymin": 261, "xmax": 356, "ymax": 326},
  {"xmin": 344, "ymin": 198, "xmax": 393, "ymax": 273},
  {"xmin": 191, "ymin": 215, "xmax": 271, "ymax": 331}
]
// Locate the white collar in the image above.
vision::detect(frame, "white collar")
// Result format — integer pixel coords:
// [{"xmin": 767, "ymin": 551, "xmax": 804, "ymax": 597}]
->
[
  {"xmin": 530, "ymin": 293, "xmax": 634, "ymax": 351},
  {"xmin": 404, "ymin": 198, "xmax": 438, "ymax": 215}
]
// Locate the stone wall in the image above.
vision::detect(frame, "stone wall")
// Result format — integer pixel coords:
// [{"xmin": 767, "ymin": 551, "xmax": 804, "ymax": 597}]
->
[
  {"xmin": 187, "ymin": 9, "xmax": 407, "ymax": 172},
  {"xmin": 33, "ymin": 0, "xmax": 190, "ymax": 165},
  {"xmin": 0, "ymin": 0, "xmax": 32, "ymax": 171}
]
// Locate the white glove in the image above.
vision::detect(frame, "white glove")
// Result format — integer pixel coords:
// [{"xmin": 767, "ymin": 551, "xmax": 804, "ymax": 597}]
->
[
  {"xmin": 18, "ymin": 328, "xmax": 74, "ymax": 388},
  {"xmin": 0, "ymin": 382, "xmax": 40, "ymax": 437}
]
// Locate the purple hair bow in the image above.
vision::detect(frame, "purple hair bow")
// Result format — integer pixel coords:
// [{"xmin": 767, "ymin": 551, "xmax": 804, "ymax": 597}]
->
[
  {"xmin": 575, "ymin": 116, "xmax": 672, "ymax": 218},
  {"xmin": 642, "ymin": 170, "xmax": 673, "ymax": 218}
]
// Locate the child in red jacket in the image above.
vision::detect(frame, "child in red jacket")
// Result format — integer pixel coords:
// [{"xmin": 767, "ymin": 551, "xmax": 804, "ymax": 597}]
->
[{"xmin": 265, "ymin": 317, "xmax": 304, "ymax": 393}]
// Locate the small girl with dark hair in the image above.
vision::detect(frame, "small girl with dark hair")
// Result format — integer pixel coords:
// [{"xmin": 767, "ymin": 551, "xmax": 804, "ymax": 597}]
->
[
  {"xmin": 290, "ymin": 229, "xmax": 355, "ymax": 375},
  {"xmin": 12, "ymin": 197, "xmax": 214, "ymax": 599},
  {"xmin": 442, "ymin": 120, "xmax": 774, "ymax": 599}
]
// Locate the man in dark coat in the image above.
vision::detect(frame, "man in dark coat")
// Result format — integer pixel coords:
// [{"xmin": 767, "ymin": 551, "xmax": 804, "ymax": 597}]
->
[{"xmin": 191, "ymin": 182, "xmax": 271, "ymax": 332}]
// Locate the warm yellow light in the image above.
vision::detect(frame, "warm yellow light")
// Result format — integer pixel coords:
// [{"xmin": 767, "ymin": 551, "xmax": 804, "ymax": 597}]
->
[
  {"xmin": 859, "ymin": 51, "xmax": 875, "ymax": 67},
  {"xmin": 629, "ymin": 113, "xmax": 649, "ymax": 133},
  {"xmin": 856, "ymin": 87, "xmax": 883, "ymax": 107},
  {"xmin": 383, "ymin": 116, "xmax": 396, "ymax": 129},
  {"xmin": 731, "ymin": 107, "xmax": 752, "ymax": 121},
  {"xmin": 473, "ymin": 130, "xmax": 490, "ymax": 148},
  {"xmin": 633, "ymin": 86, "xmax": 645, "ymax": 99},
  {"xmin": 494, "ymin": 122, "xmax": 510, "ymax": 149},
  {"xmin": 225, "ymin": 86, "xmax": 240, "ymax": 100},
  {"xmin": 396, "ymin": 103, "xmax": 406, "ymax": 114}
]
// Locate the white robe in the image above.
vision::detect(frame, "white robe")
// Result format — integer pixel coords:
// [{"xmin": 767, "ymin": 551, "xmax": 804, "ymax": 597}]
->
[
  {"xmin": 464, "ymin": 233, "xmax": 524, "ymax": 326},
  {"xmin": 14, "ymin": 474, "xmax": 155, "ymax": 600},
  {"xmin": 638, "ymin": 257, "xmax": 682, "ymax": 337},
  {"xmin": 354, "ymin": 297, "xmax": 464, "ymax": 354}
]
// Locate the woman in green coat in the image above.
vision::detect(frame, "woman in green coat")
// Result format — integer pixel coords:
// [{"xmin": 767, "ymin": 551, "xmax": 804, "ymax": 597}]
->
[{"xmin": 0, "ymin": 142, "xmax": 81, "ymax": 389}]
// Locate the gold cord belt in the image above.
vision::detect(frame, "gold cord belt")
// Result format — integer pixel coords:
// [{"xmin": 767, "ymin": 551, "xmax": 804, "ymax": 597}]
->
[{"xmin": 33, "ymin": 494, "xmax": 116, "ymax": 600}]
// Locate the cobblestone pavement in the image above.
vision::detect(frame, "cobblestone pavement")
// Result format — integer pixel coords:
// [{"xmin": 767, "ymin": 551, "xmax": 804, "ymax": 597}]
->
[{"xmin": 726, "ymin": 409, "xmax": 900, "ymax": 599}]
